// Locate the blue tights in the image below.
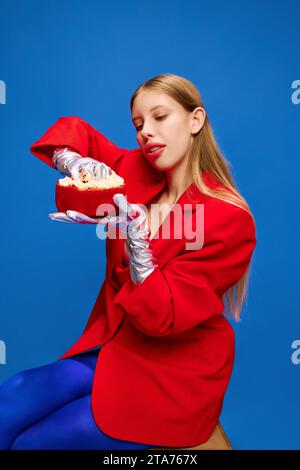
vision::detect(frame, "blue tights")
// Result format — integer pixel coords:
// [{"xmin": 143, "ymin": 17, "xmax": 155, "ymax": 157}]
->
[{"xmin": 0, "ymin": 347, "xmax": 156, "ymax": 450}]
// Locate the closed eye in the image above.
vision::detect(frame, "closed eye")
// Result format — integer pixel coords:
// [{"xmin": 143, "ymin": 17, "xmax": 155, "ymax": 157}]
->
[
  {"xmin": 156, "ymin": 115, "xmax": 167, "ymax": 121},
  {"xmin": 135, "ymin": 115, "xmax": 167, "ymax": 132}
]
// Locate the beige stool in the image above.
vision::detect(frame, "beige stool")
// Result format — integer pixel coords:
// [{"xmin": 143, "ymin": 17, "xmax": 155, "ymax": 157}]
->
[{"xmin": 151, "ymin": 421, "xmax": 233, "ymax": 450}]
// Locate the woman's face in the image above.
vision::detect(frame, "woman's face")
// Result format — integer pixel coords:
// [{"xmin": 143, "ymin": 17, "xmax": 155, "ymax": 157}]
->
[{"xmin": 131, "ymin": 89, "xmax": 205, "ymax": 171}]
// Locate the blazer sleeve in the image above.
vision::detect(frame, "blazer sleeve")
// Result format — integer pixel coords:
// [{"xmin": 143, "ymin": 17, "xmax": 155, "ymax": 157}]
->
[
  {"xmin": 29, "ymin": 115, "xmax": 129, "ymax": 172},
  {"xmin": 113, "ymin": 202, "xmax": 257, "ymax": 337}
]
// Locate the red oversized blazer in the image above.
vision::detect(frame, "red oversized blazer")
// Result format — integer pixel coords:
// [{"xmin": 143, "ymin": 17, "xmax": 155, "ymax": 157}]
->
[{"xmin": 30, "ymin": 116, "xmax": 256, "ymax": 447}]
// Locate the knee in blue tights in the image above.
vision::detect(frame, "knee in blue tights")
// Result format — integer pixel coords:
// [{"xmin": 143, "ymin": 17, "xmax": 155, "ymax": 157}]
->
[
  {"xmin": 0, "ymin": 348, "xmax": 100, "ymax": 450},
  {"xmin": 10, "ymin": 394, "xmax": 155, "ymax": 450},
  {"xmin": 1, "ymin": 347, "xmax": 157, "ymax": 450}
]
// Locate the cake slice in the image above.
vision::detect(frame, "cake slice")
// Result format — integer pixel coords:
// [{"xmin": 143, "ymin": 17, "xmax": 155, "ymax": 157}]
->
[{"xmin": 55, "ymin": 169, "xmax": 126, "ymax": 218}]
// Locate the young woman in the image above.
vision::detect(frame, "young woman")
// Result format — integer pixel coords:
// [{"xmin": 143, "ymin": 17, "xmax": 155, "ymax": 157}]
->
[{"xmin": 0, "ymin": 74, "xmax": 256, "ymax": 450}]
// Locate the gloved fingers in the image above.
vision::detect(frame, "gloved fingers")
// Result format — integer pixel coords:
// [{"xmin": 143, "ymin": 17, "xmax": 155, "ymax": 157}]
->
[
  {"xmin": 112, "ymin": 195, "xmax": 150, "ymax": 240},
  {"xmin": 113, "ymin": 194, "xmax": 142, "ymax": 221},
  {"xmin": 99, "ymin": 214, "xmax": 118, "ymax": 225},
  {"xmin": 48, "ymin": 212, "xmax": 80, "ymax": 224},
  {"xmin": 92, "ymin": 162, "xmax": 113, "ymax": 180},
  {"xmin": 127, "ymin": 202, "xmax": 145, "ymax": 221},
  {"xmin": 70, "ymin": 164, "xmax": 91, "ymax": 182},
  {"xmin": 103, "ymin": 215, "xmax": 127, "ymax": 231},
  {"xmin": 127, "ymin": 209, "xmax": 148, "ymax": 234},
  {"xmin": 112, "ymin": 193, "xmax": 130, "ymax": 217},
  {"xmin": 69, "ymin": 158, "xmax": 90, "ymax": 180},
  {"xmin": 130, "ymin": 207, "xmax": 147, "ymax": 225},
  {"xmin": 65, "ymin": 211, "xmax": 102, "ymax": 224},
  {"xmin": 70, "ymin": 159, "xmax": 113, "ymax": 182}
]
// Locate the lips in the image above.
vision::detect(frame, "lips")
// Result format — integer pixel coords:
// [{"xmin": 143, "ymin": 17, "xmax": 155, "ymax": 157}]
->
[
  {"xmin": 145, "ymin": 145, "xmax": 166, "ymax": 160},
  {"xmin": 149, "ymin": 146, "xmax": 161, "ymax": 152},
  {"xmin": 143, "ymin": 142, "xmax": 165, "ymax": 152}
]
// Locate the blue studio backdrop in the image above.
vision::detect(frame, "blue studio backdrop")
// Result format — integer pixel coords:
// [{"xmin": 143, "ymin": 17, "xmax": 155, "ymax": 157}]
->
[{"xmin": 0, "ymin": 0, "xmax": 299, "ymax": 450}]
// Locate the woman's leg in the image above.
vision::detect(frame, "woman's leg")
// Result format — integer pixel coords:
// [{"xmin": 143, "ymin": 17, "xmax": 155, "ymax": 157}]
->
[
  {"xmin": 10, "ymin": 394, "xmax": 155, "ymax": 450},
  {"xmin": 0, "ymin": 348, "xmax": 101, "ymax": 450}
]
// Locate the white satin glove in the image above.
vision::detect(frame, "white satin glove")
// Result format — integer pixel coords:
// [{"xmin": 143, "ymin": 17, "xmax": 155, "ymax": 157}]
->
[
  {"xmin": 52, "ymin": 147, "xmax": 113, "ymax": 182},
  {"xmin": 48, "ymin": 211, "xmax": 104, "ymax": 224},
  {"xmin": 49, "ymin": 193, "xmax": 158, "ymax": 285},
  {"xmin": 100, "ymin": 193, "xmax": 158, "ymax": 285}
]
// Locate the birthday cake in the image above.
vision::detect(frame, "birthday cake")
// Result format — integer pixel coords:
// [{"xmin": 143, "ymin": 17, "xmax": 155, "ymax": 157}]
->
[{"xmin": 55, "ymin": 170, "xmax": 126, "ymax": 217}]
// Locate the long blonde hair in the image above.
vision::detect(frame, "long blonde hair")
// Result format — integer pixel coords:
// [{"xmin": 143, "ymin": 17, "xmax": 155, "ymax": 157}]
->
[{"xmin": 130, "ymin": 73, "xmax": 256, "ymax": 322}]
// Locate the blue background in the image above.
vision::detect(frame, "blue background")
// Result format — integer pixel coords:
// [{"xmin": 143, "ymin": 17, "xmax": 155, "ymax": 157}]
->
[{"xmin": 0, "ymin": 0, "xmax": 299, "ymax": 450}]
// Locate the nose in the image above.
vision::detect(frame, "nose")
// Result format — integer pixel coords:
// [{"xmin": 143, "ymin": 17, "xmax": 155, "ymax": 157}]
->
[
  {"xmin": 139, "ymin": 131, "xmax": 156, "ymax": 148},
  {"xmin": 139, "ymin": 121, "xmax": 157, "ymax": 140}
]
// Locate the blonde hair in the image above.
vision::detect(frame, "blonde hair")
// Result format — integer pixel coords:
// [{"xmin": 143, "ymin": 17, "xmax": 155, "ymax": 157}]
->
[{"xmin": 130, "ymin": 73, "xmax": 256, "ymax": 322}]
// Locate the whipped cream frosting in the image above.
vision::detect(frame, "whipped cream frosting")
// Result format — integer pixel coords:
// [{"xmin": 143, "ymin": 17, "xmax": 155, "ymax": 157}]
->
[{"xmin": 58, "ymin": 172, "xmax": 125, "ymax": 190}]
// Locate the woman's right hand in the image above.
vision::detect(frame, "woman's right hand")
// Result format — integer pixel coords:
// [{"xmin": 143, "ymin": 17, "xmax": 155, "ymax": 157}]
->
[
  {"xmin": 53, "ymin": 147, "xmax": 113, "ymax": 183},
  {"xmin": 69, "ymin": 157, "xmax": 113, "ymax": 182}
]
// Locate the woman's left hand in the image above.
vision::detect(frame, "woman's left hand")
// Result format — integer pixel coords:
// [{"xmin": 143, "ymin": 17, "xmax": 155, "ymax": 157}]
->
[
  {"xmin": 48, "ymin": 211, "xmax": 104, "ymax": 224},
  {"xmin": 49, "ymin": 194, "xmax": 158, "ymax": 285},
  {"xmin": 100, "ymin": 194, "xmax": 158, "ymax": 285}
]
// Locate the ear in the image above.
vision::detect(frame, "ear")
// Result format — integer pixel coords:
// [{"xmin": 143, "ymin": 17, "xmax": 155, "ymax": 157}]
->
[{"xmin": 191, "ymin": 107, "xmax": 206, "ymax": 135}]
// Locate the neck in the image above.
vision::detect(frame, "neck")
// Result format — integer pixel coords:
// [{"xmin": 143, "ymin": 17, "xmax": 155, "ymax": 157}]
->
[{"xmin": 164, "ymin": 160, "xmax": 193, "ymax": 204}]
